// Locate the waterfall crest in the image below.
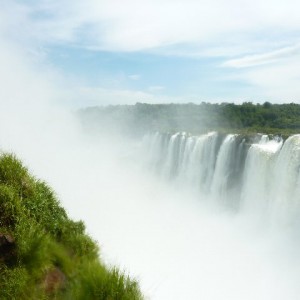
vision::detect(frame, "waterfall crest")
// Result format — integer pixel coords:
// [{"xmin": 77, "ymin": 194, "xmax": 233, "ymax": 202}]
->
[{"xmin": 142, "ymin": 132, "xmax": 300, "ymax": 222}]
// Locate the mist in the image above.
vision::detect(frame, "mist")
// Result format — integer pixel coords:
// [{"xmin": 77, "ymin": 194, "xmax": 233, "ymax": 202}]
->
[{"xmin": 1, "ymin": 34, "xmax": 300, "ymax": 300}]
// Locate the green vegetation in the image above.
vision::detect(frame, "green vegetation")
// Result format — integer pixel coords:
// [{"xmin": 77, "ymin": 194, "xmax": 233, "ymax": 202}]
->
[
  {"xmin": 0, "ymin": 154, "xmax": 143, "ymax": 300},
  {"xmin": 79, "ymin": 102, "xmax": 300, "ymax": 136}
]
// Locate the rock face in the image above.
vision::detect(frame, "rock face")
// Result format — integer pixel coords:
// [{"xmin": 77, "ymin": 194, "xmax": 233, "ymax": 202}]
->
[
  {"xmin": 0, "ymin": 233, "xmax": 16, "ymax": 264},
  {"xmin": 43, "ymin": 267, "xmax": 67, "ymax": 294}
]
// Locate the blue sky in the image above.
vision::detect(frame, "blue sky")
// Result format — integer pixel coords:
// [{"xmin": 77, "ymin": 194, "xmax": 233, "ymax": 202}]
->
[
  {"xmin": 49, "ymin": 46, "xmax": 249, "ymax": 97},
  {"xmin": 1, "ymin": 0, "xmax": 300, "ymax": 107}
]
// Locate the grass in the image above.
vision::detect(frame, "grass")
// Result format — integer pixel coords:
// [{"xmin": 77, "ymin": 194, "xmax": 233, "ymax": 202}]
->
[{"xmin": 0, "ymin": 154, "xmax": 143, "ymax": 300}]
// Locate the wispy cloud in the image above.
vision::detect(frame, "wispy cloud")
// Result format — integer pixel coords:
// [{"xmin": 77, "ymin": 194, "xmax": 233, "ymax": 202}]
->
[
  {"xmin": 223, "ymin": 44, "xmax": 300, "ymax": 68},
  {"xmin": 5, "ymin": 0, "xmax": 300, "ymax": 55},
  {"xmin": 240, "ymin": 59, "xmax": 300, "ymax": 101},
  {"xmin": 2, "ymin": 0, "xmax": 300, "ymax": 104},
  {"xmin": 128, "ymin": 74, "xmax": 141, "ymax": 80},
  {"xmin": 66, "ymin": 86, "xmax": 193, "ymax": 107},
  {"xmin": 148, "ymin": 86, "xmax": 165, "ymax": 92}
]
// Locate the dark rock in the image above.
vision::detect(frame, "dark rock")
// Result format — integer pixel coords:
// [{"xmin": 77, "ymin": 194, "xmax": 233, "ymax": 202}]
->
[{"xmin": 0, "ymin": 233, "xmax": 16, "ymax": 264}]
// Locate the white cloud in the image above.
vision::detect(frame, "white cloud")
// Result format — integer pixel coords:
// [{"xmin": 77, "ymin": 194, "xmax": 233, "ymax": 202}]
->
[
  {"xmin": 148, "ymin": 85, "xmax": 165, "ymax": 92},
  {"xmin": 244, "ymin": 60, "xmax": 300, "ymax": 101},
  {"xmin": 221, "ymin": 43, "xmax": 300, "ymax": 102},
  {"xmin": 4, "ymin": 0, "xmax": 300, "ymax": 55},
  {"xmin": 65, "ymin": 86, "xmax": 195, "ymax": 107},
  {"xmin": 128, "ymin": 74, "xmax": 141, "ymax": 80},
  {"xmin": 223, "ymin": 44, "xmax": 300, "ymax": 68},
  {"xmin": 2, "ymin": 0, "xmax": 300, "ymax": 104}
]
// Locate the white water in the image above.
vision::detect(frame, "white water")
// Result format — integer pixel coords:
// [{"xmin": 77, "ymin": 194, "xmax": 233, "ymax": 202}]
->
[
  {"xmin": 97, "ymin": 131, "xmax": 299, "ymax": 299},
  {"xmin": 210, "ymin": 134, "xmax": 237, "ymax": 202},
  {"xmin": 142, "ymin": 132, "xmax": 300, "ymax": 224}
]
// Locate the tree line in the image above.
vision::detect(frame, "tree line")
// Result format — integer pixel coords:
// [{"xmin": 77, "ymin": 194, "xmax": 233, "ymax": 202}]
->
[{"xmin": 79, "ymin": 102, "xmax": 300, "ymax": 136}]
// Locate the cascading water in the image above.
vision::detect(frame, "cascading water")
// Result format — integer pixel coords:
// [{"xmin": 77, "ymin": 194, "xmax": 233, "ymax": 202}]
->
[
  {"xmin": 210, "ymin": 134, "xmax": 238, "ymax": 204},
  {"xmin": 142, "ymin": 131, "xmax": 300, "ymax": 223},
  {"xmin": 270, "ymin": 135, "xmax": 300, "ymax": 224}
]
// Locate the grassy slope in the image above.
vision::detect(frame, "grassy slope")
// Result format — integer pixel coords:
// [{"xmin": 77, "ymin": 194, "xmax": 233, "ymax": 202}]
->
[{"xmin": 0, "ymin": 154, "xmax": 143, "ymax": 300}]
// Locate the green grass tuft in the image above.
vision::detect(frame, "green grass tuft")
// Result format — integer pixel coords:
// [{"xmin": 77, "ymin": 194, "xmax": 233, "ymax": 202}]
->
[{"xmin": 0, "ymin": 153, "xmax": 143, "ymax": 299}]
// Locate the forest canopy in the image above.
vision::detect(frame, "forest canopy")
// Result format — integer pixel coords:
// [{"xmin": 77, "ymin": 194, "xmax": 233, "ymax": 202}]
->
[{"xmin": 79, "ymin": 102, "xmax": 300, "ymax": 136}]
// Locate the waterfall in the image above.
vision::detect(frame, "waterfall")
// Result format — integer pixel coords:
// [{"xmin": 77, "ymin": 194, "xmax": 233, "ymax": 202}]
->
[
  {"xmin": 210, "ymin": 134, "xmax": 238, "ymax": 204},
  {"xmin": 270, "ymin": 135, "xmax": 300, "ymax": 224},
  {"xmin": 142, "ymin": 131, "xmax": 300, "ymax": 222},
  {"xmin": 241, "ymin": 139, "xmax": 282, "ymax": 217}
]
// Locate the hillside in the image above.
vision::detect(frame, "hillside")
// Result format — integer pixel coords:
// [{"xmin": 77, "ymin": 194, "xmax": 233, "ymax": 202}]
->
[
  {"xmin": 0, "ymin": 154, "xmax": 143, "ymax": 300},
  {"xmin": 79, "ymin": 102, "xmax": 300, "ymax": 136}
]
